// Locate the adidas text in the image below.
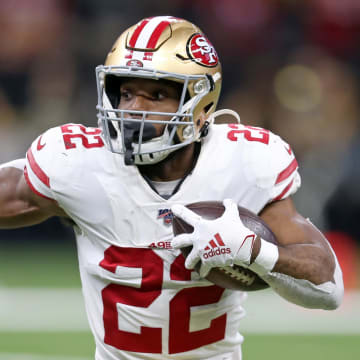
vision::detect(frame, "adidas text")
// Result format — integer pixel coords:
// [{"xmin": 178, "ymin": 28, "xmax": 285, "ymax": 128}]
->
[{"xmin": 203, "ymin": 247, "xmax": 231, "ymax": 259}]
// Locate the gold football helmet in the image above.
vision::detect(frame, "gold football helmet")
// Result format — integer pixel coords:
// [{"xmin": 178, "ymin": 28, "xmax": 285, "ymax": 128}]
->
[{"xmin": 96, "ymin": 16, "xmax": 222, "ymax": 165}]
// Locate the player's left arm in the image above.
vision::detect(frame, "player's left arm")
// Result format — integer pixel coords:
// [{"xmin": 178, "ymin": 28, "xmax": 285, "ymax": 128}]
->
[
  {"xmin": 256, "ymin": 197, "xmax": 344, "ymax": 309},
  {"xmin": 172, "ymin": 196, "xmax": 343, "ymax": 309},
  {"xmin": 259, "ymin": 197, "xmax": 335, "ymax": 284}
]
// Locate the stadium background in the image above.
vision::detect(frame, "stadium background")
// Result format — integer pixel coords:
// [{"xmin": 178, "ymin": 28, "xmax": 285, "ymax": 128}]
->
[{"xmin": 0, "ymin": 1, "xmax": 359, "ymax": 359}]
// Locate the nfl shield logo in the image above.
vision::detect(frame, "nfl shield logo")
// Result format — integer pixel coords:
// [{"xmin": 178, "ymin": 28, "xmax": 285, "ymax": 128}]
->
[{"xmin": 158, "ymin": 209, "xmax": 173, "ymax": 224}]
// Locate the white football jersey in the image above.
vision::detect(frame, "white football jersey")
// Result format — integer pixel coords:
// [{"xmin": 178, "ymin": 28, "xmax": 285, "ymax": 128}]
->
[{"xmin": 24, "ymin": 123, "xmax": 300, "ymax": 360}]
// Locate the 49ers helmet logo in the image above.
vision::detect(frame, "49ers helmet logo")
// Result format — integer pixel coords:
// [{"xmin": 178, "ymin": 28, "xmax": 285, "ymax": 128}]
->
[
  {"xmin": 187, "ymin": 33, "xmax": 219, "ymax": 67},
  {"xmin": 126, "ymin": 59, "xmax": 143, "ymax": 67}
]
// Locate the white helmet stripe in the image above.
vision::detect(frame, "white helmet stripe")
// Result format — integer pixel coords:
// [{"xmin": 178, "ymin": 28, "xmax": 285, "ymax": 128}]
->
[
  {"xmin": 128, "ymin": 19, "xmax": 149, "ymax": 48},
  {"xmin": 130, "ymin": 16, "xmax": 177, "ymax": 50}
]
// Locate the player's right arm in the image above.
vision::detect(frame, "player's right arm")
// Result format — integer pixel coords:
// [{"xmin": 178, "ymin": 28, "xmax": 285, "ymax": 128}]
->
[{"xmin": 0, "ymin": 163, "xmax": 67, "ymax": 228}]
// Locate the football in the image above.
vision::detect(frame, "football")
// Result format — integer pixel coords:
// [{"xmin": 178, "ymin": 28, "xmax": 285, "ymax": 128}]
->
[{"xmin": 172, "ymin": 201, "xmax": 277, "ymax": 291}]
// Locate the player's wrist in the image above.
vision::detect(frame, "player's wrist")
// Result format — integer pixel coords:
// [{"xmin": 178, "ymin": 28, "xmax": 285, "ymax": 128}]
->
[{"xmin": 248, "ymin": 238, "xmax": 279, "ymax": 276}]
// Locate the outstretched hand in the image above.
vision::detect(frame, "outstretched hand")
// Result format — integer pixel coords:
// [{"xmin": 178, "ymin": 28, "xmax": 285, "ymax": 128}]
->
[{"xmin": 171, "ymin": 199, "xmax": 257, "ymax": 277}]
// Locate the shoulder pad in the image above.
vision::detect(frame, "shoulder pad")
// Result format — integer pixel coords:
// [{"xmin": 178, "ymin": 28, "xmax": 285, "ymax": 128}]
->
[
  {"xmin": 226, "ymin": 124, "xmax": 301, "ymax": 201},
  {"xmin": 24, "ymin": 124, "xmax": 106, "ymax": 200}
]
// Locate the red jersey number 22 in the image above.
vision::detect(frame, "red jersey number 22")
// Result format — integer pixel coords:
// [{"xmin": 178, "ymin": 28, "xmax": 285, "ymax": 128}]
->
[
  {"xmin": 61, "ymin": 124, "xmax": 104, "ymax": 149},
  {"xmin": 227, "ymin": 124, "xmax": 269, "ymax": 144},
  {"xmin": 100, "ymin": 247, "xmax": 226, "ymax": 354}
]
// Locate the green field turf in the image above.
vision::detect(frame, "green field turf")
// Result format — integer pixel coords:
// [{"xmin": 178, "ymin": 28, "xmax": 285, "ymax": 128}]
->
[
  {"xmin": 0, "ymin": 243, "xmax": 81, "ymax": 288},
  {"xmin": 0, "ymin": 332, "xmax": 94, "ymax": 358},
  {"xmin": 243, "ymin": 334, "xmax": 360, "ymax": 360},
  {"xmin": 0, "ymin": 332, "xmax": 358, "ymax": 359}
]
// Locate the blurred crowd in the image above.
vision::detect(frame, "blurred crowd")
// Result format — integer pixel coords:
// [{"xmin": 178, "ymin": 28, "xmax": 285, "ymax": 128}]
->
[{"xmin": 0, "ymin": 0, "xmax": 359, "ymax": 288}]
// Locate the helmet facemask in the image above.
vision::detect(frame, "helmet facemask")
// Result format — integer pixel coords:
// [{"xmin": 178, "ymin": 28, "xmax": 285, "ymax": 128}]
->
[{"xmin": 96, "ymin": 66, "xmax": 214, "ymax": 165}]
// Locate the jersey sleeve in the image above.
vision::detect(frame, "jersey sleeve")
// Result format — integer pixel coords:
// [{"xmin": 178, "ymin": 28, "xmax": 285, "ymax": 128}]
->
[
  {"xmin": 246, "ymin": 130, "xmax": 301, "ymax": 205},
  {"xmin": 24, "ymin": 127, "xmax": 64, "ymax": 200},
  {"xmin": 269, "ymin": 159, "xmax": 300, "ymax": 202}
]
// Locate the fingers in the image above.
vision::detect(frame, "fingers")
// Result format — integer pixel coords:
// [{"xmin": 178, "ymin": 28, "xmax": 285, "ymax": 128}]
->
[
  {"xmin": 184, "ymin": 249, "xmax": 200, "ymax": 270},
  {"xmin": 171, "ymin": 234, "xmax": 193, "ymax": 249},
  {"xmin": 171, "ymin": 236, "xmax": 200, "ymax": 271},
  {"xmin": 171, "ymin": 233, "xmax": 200, "ymax": 270},
  {"xmin": 171, "ymin": 204, "xmax": 202, "ymax": 226}
]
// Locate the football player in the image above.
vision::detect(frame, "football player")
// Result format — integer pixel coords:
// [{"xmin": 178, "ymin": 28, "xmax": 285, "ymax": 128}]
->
[{"xmin": 0, "ymin": 16, "xmax": 343, "ymax": 360}]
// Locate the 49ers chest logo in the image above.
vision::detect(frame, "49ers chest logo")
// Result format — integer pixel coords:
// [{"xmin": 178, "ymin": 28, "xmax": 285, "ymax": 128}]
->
[{"xmin": 187, "ymin": 33, "xmax": 219, "ymax": 67}]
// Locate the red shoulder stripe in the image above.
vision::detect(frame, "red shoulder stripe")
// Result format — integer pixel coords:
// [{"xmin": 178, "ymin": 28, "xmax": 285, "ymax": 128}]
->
[
  {"xmin": 275, "ymin": 158, "xmax": 298, "ymax": 185},
  {"xmin": 26, "ymin": 148, "xmax": 50, "ymax": 188},
  {"xmin": 24, "ymin": 166, "xmax": 53, "ymax": 200},
  {"xmin": 273, "ymin": 180, "xmax": 294, "ymax": 201}
]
